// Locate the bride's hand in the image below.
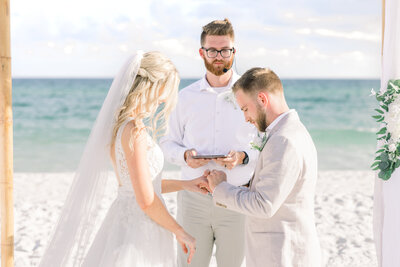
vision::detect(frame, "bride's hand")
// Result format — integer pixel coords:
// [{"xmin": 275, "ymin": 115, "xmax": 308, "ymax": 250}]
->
[
  {"xmin": 175, "ymin": 228, "xmax": 196, "ymax": 264},
  {"xmin": 182, "ymin": 176, "xmax": 210, "ymax": 194}
]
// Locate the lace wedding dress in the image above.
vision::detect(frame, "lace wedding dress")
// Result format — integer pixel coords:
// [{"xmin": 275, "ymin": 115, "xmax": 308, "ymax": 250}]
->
[{"xmin": 82, "ymin": 118, "xmax": 176, "ymax": 266}]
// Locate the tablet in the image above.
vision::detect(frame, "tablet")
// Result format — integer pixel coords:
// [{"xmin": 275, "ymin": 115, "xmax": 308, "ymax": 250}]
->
[{"xmin": 192, "ymin": 154, "xmax": 228, "ymax": 159}]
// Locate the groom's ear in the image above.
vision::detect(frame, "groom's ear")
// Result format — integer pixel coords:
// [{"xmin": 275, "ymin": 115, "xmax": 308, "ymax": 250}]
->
[{"xmin": 257, "ymin": 92, "xmax": 269, "ymax": 107}]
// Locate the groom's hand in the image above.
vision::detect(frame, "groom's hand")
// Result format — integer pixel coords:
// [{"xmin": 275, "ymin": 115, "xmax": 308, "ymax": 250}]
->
[
  {"xmin": 205, "ymin": 169, "xmax": 227, "ymax": 193},
  {"xmin": 184, "ymin": 149, "xmax": 211, "ymax": 169},
  {"xmin": 182, "ymin": 176, "xmax": 211, "ymax": 194},
  {"xmin": 214, "ymin": 150, "xmax": 244, "ymax": 170}
]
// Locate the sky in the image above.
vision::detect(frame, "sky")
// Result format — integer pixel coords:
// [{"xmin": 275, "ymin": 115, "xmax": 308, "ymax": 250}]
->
[{"xmin": 11, "ymin": 0, "xmax": 382, "ymax": 79}]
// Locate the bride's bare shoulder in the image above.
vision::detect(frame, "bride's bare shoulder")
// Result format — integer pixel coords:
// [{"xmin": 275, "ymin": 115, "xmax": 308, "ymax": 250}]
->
[{"xmin": 121, "ymin": 120, "xmax": 147, "ymax": 149}]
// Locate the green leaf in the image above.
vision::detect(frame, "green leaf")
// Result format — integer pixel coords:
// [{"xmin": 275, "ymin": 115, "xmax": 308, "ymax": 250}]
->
[
  {"xmin": 381, "ymin": 105, "xmax": 389, "ymax": 112},
  {"xmin": 376, "ymin": 149, "xmax": 385, "ymax": 153},
  {"xmin": 383, "ymin": 170, "xmax": 393, "ymax": 181},
  {"xmin": 392, "ymin": 79, "xmax": 400, "ymax": 87},
  {"xmin": 373, "ymin": 166, "xmax": 380, "ymax": 171},
  {"xmin": 375, "ymin": 109, "xmax": 384, "ymax": 114},
  {"xmin": 375, "ymin": 156, "xmax": 381, "ymax": 160},
  {"xmin": 377, "ymin": 117, "xmax": 385, "ymax": 122},
  {"xmin": 395, "ymin": 159, "xmax": 400, "ymax": 169},
  {"xmin": 377, "ymin": 128, "xmax": 387, "ymax": 135},
  {"xmin": 381, "ymin": 153, "xmax": 389, "ymax": 162},
  {"xmin": 372, "ymin": 115, "xmax": 382, "ymax": 120},
  {"xmin": 390, "ymin": 161, "xmax": 395, "ymax": 169},
  {"xmin": 379, "ymin": 161, "xmax": 390, "ymax": 170},
  {"xmin": 371, "ymin": 161, "xmax": 380, "ymax": 168},
  {"xmin": 378, "ymin": 170, "xmax": 385, "ymax": 179}
]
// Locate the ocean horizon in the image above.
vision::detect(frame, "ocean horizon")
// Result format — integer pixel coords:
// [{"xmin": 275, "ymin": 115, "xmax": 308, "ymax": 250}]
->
[{"xmin": 12, "ymin": 78, "xmax": 380, "ymax": 172}]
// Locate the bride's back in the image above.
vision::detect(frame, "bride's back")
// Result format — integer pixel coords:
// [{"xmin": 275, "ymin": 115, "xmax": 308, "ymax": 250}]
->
[{"xmin": 112, "ymin": 118, "xmax": 164, "ymax": 198}]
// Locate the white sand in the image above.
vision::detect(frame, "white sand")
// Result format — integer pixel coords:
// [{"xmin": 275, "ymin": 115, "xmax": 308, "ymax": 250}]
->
[{"xmin": 1, "ymin": 170, "xmax": 377, "ymax": 266}]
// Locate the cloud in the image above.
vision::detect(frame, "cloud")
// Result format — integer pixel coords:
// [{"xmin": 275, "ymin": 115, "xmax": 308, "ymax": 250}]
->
[
  {"xmin": 314, "ymin": 29, "xmax": 380, "ymax": 42},
  {"xmin": 295, "ymin": 27, "xmax": 379, "ymax": 42},
  {"xmin": 11, "ymin": 0, "xmax": 381, "ymax": 78}
]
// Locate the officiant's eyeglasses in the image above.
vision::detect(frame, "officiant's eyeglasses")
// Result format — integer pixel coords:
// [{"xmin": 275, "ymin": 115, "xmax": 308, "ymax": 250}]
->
[{"xmin": 201, "ymin": 47, "xmax": 235, "ymax": 58}]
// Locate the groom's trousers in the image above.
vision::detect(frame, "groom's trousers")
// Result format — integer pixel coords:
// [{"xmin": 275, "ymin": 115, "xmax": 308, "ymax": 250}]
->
[{"xmin": 177, "ymin": 190, "xmax": 245, "ymax": 267}]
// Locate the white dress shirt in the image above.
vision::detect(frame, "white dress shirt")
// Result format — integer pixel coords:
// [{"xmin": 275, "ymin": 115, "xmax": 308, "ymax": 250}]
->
[{"xmin": 160, "ymin": 73, "xmax": 259, "ymax": 186}]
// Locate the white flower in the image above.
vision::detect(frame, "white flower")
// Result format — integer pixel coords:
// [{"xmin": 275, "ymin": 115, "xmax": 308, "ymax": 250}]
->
[
  {"xmin": 370, "ymin": 88, "xmax": 376, "ymax": 96},
  {"xmin": 389, "ymin": 143, "xmax": 397, "ymax": 152},
  {"xmin": 250, "ymin": 132, "xmax": 267, "ymax": 151},
  {"xmin": 224, "ymin": 92, "xmax": 238, "ymax": 109},
  {"xmin": 386, "ymin": 96, "xmax": 400, "ymax": 143}
]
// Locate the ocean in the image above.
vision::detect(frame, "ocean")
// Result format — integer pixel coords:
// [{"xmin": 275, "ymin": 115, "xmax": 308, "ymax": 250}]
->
[{"xmin": 12, "ymin": 78, "xmax": 379, "ymax": 172}]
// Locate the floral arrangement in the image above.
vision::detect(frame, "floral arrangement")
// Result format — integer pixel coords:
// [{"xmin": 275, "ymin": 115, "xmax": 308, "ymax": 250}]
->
[
  {"xmin": 250, "ymin": 132, "xmax": 268, "ymax": 151},
  {"xmin": 224, "ymin": 91, "xmax": 238, "ymax": 109},
  {"xmin": 371, "ymin": 79, "xmax": 400, "ymax": 180}
]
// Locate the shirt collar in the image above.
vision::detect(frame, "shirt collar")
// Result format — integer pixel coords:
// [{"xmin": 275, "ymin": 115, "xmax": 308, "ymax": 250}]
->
[
  {"xmin": 199, "ymin": 72, "xmax": 240, "ymax": 92},
  {"xmin": 265, "ymin": 109, "xmax": 296, "ymax": 133}
]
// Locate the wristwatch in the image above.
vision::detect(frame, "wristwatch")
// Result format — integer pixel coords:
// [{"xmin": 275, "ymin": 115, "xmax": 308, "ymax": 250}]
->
[{"xmin": 242, "ymin": 151, "xmax": 249, "ymax": 165}]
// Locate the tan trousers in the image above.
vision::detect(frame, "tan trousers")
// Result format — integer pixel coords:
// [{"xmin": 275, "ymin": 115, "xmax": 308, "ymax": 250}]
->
[{"xmin": 177, "ymin": 190, "xmax": 245, "ymax": 267}]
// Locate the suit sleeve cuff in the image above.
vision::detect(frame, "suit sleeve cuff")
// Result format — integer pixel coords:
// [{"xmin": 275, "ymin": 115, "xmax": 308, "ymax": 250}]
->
[{"xmin": 212, "ymin": 181, "xmax": 236, "ymax": 207}]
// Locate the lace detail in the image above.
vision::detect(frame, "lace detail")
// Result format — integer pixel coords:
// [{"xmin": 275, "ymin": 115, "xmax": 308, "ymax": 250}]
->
[
  {"xmin": 82, "ymin": 118, "xmax": 175, "ymax": 266},
  {"xmin": 115, "ymin": 118, "xmax": 164, "ymax": 197}
]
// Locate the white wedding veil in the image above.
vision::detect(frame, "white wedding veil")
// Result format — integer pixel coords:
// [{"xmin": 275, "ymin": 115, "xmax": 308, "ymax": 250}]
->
[{"xmin": 39, "ymin": 51, "xmax": 143, "ymax": 266}]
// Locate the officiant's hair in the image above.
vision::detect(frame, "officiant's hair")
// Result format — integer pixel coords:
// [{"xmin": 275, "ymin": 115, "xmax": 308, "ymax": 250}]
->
[
  {"xmin": 232, "ymin": 67, "xmax": 283, "ymax": 96},
  {"xmin": 201, "ymin": 18, "xmax": 235, "ymax": 45},
  {"xmin": 111, "ymin": 51, "xmax": 179, "ymax": 149}
]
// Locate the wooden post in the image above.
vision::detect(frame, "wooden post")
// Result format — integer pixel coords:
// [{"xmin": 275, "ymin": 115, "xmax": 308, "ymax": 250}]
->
[{"xmin": 0, "ymin": 0, "xmax": 14, "ymax": 266}]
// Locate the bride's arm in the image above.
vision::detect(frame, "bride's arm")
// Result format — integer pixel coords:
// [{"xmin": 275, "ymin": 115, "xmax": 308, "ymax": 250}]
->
[
  {"xmin": 121, "ymin": 123, "xmax": 195, "ymax": 264},
  {"xmin": 161, "ymin": 178, "xmax": 209, "ymax": 194}
]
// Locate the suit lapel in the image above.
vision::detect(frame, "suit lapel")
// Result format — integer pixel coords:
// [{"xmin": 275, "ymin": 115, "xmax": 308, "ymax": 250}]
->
[{"xmin": 248, "ymin": 111, "xmax": 300, "ymax": 190}]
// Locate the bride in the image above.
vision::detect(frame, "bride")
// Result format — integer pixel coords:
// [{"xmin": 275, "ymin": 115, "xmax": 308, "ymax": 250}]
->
[{"xmin": 39, "ymin": 51, "xmax": 208, "ymax": 266}]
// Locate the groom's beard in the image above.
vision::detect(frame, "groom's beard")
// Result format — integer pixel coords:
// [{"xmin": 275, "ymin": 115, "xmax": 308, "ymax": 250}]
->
[
  {"xmin": 203, "ymin": 57, "xmax": 234, "ymax": 76},
  {"xmin": 256, "ymin": 105, "xmax": 268, "ymax": 132}
]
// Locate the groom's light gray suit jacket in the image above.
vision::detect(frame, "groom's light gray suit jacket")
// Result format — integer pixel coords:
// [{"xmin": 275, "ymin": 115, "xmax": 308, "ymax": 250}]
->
[{"xmin": 213, "ymin": 111, "xmax": 321, "ymax": 267}]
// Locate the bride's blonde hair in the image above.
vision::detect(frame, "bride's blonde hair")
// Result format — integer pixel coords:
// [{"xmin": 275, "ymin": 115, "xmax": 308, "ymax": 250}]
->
[{"xmin": 111, "ymin": 51, "xmax": 179, "ymax": 148}]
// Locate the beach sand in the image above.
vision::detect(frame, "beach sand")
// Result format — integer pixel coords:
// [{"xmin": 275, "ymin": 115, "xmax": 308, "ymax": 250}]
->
[{"xmin": 1, "ymin": 170, "xmax": 377, "ymax": 266}]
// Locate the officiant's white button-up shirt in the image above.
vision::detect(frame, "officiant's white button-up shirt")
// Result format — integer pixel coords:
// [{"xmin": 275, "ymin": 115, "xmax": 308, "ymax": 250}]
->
[{"xmin": 160, "ymin": 73, "xmax": 259, "ymax": 186}]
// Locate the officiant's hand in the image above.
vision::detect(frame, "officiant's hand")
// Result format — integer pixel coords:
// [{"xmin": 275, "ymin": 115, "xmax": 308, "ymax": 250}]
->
[
  {"xmin": 214, "ymin": 150, "xmax": 243, "ymax": 170},
  {"xmin": 175, "ymin": 228, "xmax": 196, "ymax": 264},
  {"xmin": 184, "ymin": 149, "xmax": 211, "ymax": 168},
  {"xmin": 204, "ymin": 169, "xmax": 227, "ymax": 193},
  {"xmin": 182, "ymin": 176, "xmax": 211, "ymax": 194}
]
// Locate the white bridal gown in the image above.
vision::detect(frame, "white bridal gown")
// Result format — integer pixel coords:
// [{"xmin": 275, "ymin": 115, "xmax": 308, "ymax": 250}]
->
[{"xmin": 82, "ymin": 118, "xmax": 175, "ymax": 266}]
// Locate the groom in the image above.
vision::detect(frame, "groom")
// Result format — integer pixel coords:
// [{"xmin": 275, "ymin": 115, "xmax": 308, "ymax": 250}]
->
[{"xmin": 205, "ymin": 67, "xmax": 321, "ymax": 267}]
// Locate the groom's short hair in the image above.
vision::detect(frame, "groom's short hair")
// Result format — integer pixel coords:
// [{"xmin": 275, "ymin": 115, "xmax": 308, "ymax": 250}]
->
[
  {"xmin": 201, "ymin": 18, "xmax": 235, "ymax": 46},
  {"xmin": 233, "ymin": 67, "xmax": 283, "ymax": 96}
]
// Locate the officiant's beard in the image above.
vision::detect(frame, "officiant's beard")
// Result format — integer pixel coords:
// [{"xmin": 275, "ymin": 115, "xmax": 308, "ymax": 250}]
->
[
  {"xmin": 203, "ymin": 57, "xmax": 234, "ymax": 76},
  {"xmin": 256, "ymin": 105, "xmax": 268, "ymax": 132}
]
